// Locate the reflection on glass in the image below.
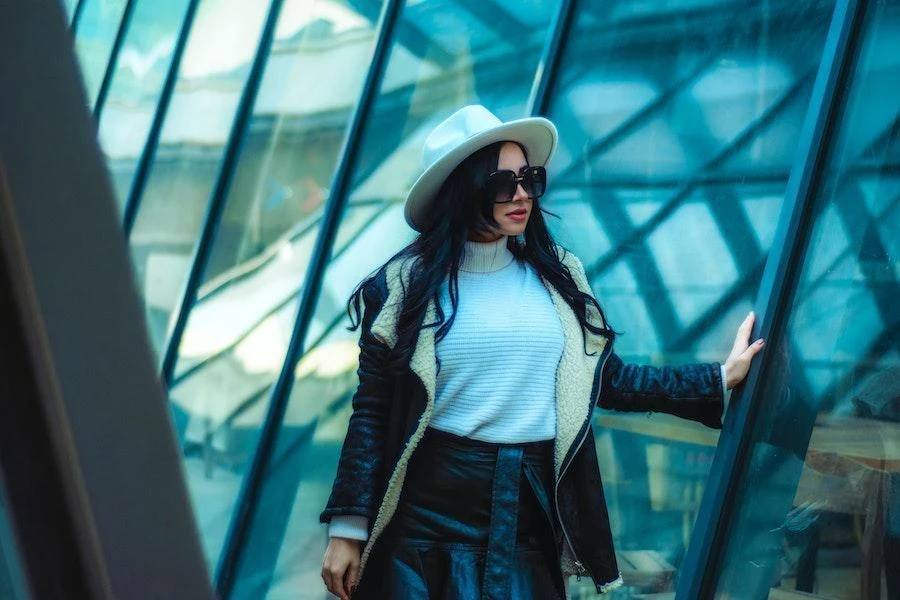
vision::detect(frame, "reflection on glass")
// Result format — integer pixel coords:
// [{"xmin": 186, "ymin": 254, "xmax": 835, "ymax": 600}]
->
[
  {"xmin": 73, "ymin": 0, "xmax": 128, "ymax": 106},
  {"xmin": 0, "ymin": 484, "xmax": 29, "ymax": 600},
  {"xmin": 97, "ymin": 0, "xmax": 192, "ymax": 209},
  {"xmin": 231, "ymin": 0, "xmax": 556, "ymax": 596},
  {"xmin": 716, "ymin": 3, "xmax": 900, "ymax": 598},
  {"xmin": 128, "ymin": 0, "xmax": 271, "ymax": 358},
  {"xmin": 543, "ymin": 0, "xmax": 834, "ymax": 597},
  {"xmin": 165, "ymin": 0, "xmax": 378, "ymax": 568}
]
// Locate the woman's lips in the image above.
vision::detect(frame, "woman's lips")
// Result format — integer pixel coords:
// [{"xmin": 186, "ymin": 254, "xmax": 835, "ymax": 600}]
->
[{"xmin": 506, "ymin": 208, "xmax": 527, "ymax": 221}]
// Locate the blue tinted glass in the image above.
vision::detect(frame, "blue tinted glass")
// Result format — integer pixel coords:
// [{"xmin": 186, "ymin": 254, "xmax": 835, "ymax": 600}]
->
[
  {"xmin": 167, "ymin": 0, "xmax": 380, "ymax": 569},
  {"xmin": 127, "ymin": 0, "xmax": 272, "ymax": 359},
  {"xmin": 716, "ymin": 3, "xmax": 900, "ymax": 598},
  {"xmin": 96, "ymin": 0, "xmax": 192, "ymax": 209},
  {"xmin": 543, "ymin": 0, "xmax": 835, "ymax": 596},
  {"xmin": 72, "ymin": 0, "xmax": 128, "ymax": 105}
]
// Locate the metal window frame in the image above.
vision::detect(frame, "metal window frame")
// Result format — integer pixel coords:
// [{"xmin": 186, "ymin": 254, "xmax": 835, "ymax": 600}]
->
[
  {"xmin": 212, "ymin": 0, "xmax": 405, "ymax": 596},
  {"xmin": 527, "ymin": 0, "xmax": 576, "ymax": 117},
  {"xmin": 159, "ymin": 0, "xmax": 288, "ymax": 386},
  {"xmin": 676, "ymin": 0, "xmax": 868, "ymax": 595},
  {"xmin": 121, "ymin": 0, "xmax": 202, "ymax": 237},
  {"xmin": 91, "ymin": 0, "xmax": 137, "ymax": 122}
]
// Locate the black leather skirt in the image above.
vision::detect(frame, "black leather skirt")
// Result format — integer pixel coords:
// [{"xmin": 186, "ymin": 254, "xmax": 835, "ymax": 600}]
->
[{"xmin": 360, "ymin": 428, "xmax": 565, "ymax": 600}]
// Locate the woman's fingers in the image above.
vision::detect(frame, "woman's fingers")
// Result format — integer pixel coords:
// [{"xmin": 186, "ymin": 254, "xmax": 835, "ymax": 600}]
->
[
  {"xmin": 323, "ymin": 538, "xmax": 361, "ymax": 600},
  {"xmin": 322, "ymin": 554, "xmax": 348, "ymax": 599},
  {"xmin": 344, "ymin": 559, "xmax": 360, "ymax": 598},
  {"xmin": 732, "ymin": 311, "xmax": 755, "ymax": 351}
]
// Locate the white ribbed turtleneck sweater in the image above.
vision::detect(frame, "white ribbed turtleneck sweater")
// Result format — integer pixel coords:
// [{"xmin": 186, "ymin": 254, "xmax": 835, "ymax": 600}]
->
[{"xmin": 429, "ymin": 236, "xmax": 564, "ymax": 442}]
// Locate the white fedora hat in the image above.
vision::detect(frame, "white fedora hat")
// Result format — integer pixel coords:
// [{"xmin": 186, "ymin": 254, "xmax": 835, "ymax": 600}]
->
[{"xmin": 404, "ymin": 105, "xmax": 558, "ymax": 231}]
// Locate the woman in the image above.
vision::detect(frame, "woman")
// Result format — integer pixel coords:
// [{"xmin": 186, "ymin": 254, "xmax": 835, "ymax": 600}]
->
[{"xmin": 320, "ymin": 105, "xmax": 764, "ymax": 599}]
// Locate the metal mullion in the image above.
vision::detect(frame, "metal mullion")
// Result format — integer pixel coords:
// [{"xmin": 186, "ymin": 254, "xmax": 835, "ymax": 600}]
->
[
  {"xmin": 70, "ymin": 0, "xmax": 87, "ymax": 33},
  {"xmin": 158, "ymin": 0, "xmax": 287, "ymax": 386},
  {"xmin": 527, "ymin": 0, "xmax": 577, "ymax": 116},
  {"xmin": 91, "ymin": 0, "xmax": 137, "ymax": 123},
  {"xmin": 212, "ymin": 0, "xmax": 404, "ymax": 595},
  {"xmin": 676, "ymin": 1, "xmax": 868, "ymax": 596},
  {"xmin": 121, "ymin": 0, "xmax": 201, "ymax": 237}
]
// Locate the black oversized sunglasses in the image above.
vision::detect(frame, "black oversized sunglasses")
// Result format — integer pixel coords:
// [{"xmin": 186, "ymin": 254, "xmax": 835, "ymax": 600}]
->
[{"xmin": 483, "ymin": 165, "xmax": 546, "ymax": 203}]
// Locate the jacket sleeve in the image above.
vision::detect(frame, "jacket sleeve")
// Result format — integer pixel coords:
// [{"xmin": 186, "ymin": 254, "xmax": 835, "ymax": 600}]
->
[
  {"xmin": 319, "ymin": 276, "xmax": 393, "ymax": 525},
  {"xmin": 597, "ymin": 351, "xmax": 725, "ymax": 429}
]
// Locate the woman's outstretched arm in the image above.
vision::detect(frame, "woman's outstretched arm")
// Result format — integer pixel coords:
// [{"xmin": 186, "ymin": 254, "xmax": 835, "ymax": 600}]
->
[{"xmin": 598, "ymin": 312, "xmax": 764, "ymax": 428}]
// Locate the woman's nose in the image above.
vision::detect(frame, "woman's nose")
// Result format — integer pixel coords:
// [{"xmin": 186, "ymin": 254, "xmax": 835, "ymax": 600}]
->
[{"xmin": 513, "ymin": 181, "xmax": 529, "ymax": 201}]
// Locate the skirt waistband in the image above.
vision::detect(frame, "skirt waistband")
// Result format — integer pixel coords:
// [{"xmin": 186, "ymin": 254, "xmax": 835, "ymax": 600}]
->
[{"xmin": 421, "ymin": 427, "xmax": 554, "ymax": 461}]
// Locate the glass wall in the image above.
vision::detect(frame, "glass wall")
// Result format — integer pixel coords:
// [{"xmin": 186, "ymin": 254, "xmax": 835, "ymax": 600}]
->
[
  {"xmin": 126, "ymin": 0, "xmax": 271, "ymax": 358},
  {"xmin": 67, "ymin": 0, "xmax": 899, "ymax": 597},
  {"xmin": 96, "ymin": 0, "xmax": 192, "ymax": 208},
  {"xmin": 715, "ymin": 2, "xmax": 900, "ymax": 598},
  {"xmin": 543, "ymin": 0, "xmax": 834, "ymax": 596},
  {"xmin": 168, "ymin": 0, "xmax": 378, "ymax": 567}
]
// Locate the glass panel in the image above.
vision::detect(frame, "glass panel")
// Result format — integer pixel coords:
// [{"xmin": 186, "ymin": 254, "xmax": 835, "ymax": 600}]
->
[
  {"xmin": 62, "ymin": 0, "xmax": 79, "ymax": 22},
  {"xmin": 229, "ymin": 0, "xmax": 557, "ymax": 595},
  {"xmin": 96, "ymin": 0, "xmax": 192, "ymax": 209},
  {"xmin": 0, "ymin": 482, "xmax": 30, "ymax": 600},
  {"xmin": 715, "ymin": 2, "xmax": 900, "ymax": 598},
  {"xmin": 543, "ymin": 0, "xmax": 835, "ymax": 597},
  {"xmin": 127, "ymin": 0, "xmax": 272, "ymax": 358},
  {"xmin": 168, "ymin": 0, "xmax": 378, "ymax": 568},
  {"xmin": 72, "ymin": 0, "xmax": 128, "ymax": 106}
]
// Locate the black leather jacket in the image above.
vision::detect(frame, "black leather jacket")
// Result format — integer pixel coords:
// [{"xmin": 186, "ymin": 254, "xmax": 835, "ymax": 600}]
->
[{"xmin": 321, "ymin": 262, "xmax": 725, "ymax": 594}]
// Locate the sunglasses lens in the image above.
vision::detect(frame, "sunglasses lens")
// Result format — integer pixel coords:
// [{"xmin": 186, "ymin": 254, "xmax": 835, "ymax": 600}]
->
[
  {"xmin": 486, "ymin": 171, "xmax": 518, "ymax": 203},
  {"xmin": 524, "ymin": 167, "xmax": 546, "ymax": 198}
]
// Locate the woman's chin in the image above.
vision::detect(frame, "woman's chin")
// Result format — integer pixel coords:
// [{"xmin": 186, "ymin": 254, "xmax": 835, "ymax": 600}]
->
[{"xmin": 499, "ymin": 222, "xmax": 528, "ymax": 237}]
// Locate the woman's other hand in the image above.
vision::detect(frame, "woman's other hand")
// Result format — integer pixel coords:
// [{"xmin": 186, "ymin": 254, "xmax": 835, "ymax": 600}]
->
[
  {"xmin": 322, "ymin": 537, "xmax": 361, "ymax": 600},
  {"xmin": 724, "ymin": 311, "xmax": 765, "ymax": 390}
]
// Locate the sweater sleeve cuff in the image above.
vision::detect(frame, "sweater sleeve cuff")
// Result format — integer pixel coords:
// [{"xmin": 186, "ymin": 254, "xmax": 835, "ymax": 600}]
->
[
  {"xmin": 328, "ymin": 516, "xmax": 369, "ymax": 541},
  {"xmin": 721, "ymin": 364, "xmax": 732, "ymax": 413}
]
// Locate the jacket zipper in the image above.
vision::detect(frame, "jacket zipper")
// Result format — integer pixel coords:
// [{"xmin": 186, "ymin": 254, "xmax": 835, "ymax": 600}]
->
[{"xmin": 554, "ymin": 349, "xmax": 611, "ymax": 582}]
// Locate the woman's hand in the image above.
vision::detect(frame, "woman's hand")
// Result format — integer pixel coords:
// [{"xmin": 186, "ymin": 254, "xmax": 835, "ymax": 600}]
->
[
  {"xmin": 724, "ymin": 311, "xmax": 765, "ymax": 389},
  {"xmin": 322, "ymin": 537, "xmax": 362, "ymax": 600}
]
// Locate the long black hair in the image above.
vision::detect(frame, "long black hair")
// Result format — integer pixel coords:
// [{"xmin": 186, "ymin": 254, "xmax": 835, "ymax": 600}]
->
[{"xmin": 348, "ymin": 140, "xmax": 616, "ymax": 375}]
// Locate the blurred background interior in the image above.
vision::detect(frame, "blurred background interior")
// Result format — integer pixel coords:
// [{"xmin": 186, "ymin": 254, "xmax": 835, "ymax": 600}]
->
[{"xmin": 1, "ymin": 0, "xmax": 898, "ymax": 598}]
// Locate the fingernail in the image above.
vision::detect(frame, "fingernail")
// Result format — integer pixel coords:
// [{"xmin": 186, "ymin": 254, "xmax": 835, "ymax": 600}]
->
[{"xmin": 757, "ymin": 339, "xmax": 765, "ymax": 345}]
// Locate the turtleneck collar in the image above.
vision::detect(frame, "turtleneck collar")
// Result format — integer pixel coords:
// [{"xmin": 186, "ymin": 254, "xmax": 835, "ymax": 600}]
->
[{"xmin": 460, "ymin": 236, "xmax": 515, "ymax": 273}]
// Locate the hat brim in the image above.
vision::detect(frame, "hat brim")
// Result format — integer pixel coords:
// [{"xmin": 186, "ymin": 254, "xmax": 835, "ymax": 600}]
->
[{"xmin": 404, "ymin": 116, "xmax": 557, "ymax": 232}]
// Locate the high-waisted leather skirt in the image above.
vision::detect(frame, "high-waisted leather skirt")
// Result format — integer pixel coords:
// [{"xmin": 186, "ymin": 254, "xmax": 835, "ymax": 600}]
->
[{"xmin": 361, "ymin": 428, "xmax": 566, "ymax": 600}]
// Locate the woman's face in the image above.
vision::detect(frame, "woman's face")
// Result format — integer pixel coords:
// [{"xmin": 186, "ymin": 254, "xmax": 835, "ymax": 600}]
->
[{"xmin": 470, "ymin": 142, "xmax": 533, "ymax": 242}]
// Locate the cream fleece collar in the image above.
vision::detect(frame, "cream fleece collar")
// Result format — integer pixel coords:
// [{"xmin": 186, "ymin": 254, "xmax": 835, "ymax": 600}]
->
[{"xmin": 460, "ymin": 236, "xmax": 514, "ymax": 273}]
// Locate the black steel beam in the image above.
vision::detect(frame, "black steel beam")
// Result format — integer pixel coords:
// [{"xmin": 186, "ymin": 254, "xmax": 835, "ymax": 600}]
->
[{"xmin": 676, "ymin": 0, "xmax": 868, "ymax": 595}]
